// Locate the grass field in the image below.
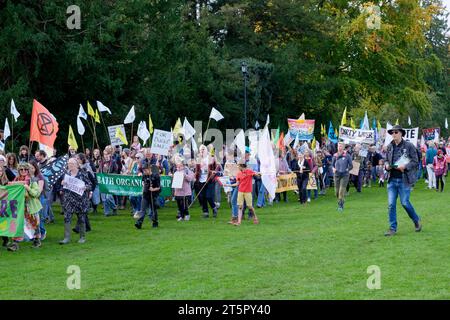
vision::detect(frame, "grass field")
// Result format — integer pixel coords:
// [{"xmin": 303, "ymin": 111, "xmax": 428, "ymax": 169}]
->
[{"xmin": 1, "ymin": 180, "xmax": 449, "ymax": 300}]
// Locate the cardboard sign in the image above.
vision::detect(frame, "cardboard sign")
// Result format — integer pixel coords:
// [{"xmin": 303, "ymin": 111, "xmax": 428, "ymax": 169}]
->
[
  {"xmin": 171, "ymin": 171, "xmax": 184, "ymax": 189},
  {"xmin": 63, "ymin": 174, "xmax": 86, "ymax": 196},
  {"xmin": 150, "ymin": 129, "xmax": 172, "ymax": 156},
  {"xmin": 349, "ymin": 161, "xmax": 360, "ymax": 176}
]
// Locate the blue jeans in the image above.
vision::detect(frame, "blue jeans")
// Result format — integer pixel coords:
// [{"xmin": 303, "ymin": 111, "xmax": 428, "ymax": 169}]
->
[
  {"xmin": 387, "ymin": 178, "xmax": 420, "ymax": 231},
  {"xmin": 130, "ymin": 195, "xmax": 142, "ymax": 213},
  {"xmin": 231, "ymin": 187, "xmax": 239, "ymax": 218},
  {"xmin": 371, "ymin": 166, "xmax": 378, "ymax": 183},
  {"xmin": 417, "ymin": 164, "xmax": 423, "ymax": 180},
  {"xmin": 92, "ymin": 186, "xmax": 101, "ymax": 205},
  {"xmin": 257, "ymin": 184, "xmax": 266, "ymax": 207},
  {"xmin": 307, "ymin": 189, "xmax": 318, "ymax": 199},
  {"xmin": 101, "ymin": 193, "xmax": 117, "ymax": 215},
  {"xmin": 39, "ymin": 194, "xmax": 47, "ymax": 236}
]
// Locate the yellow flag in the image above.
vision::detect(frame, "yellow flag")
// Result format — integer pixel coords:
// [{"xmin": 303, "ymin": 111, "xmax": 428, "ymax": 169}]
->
[
  {"xmin": 350, "ymin": 117, "xmax": 355, "ymax": 129},
  {"xmin": 68, "ymin": 125, "xmax": 78, "ymax": 150},
  {"xmin": 94, "ymin": 109, "xmax": 100, "ymax": 123},
  {"xmin": 335, "ymin": 128, "xmax": 338, "ymax": 137},
  {"xmin": 148, "ymin": 114, "xmax": 154, "ymax": 134},
  {"xmin": 311, "ymin": 137, "xmax": 316, "ymax": 150},
  {"xmin": 115, "ymin": 126, "xmax": 128, "ymax": 145},
  {"xmin": 395, "ymin": 119, "xmax": 399, "ymax": 125},
  {"xmin": 87, "ymin": 101, "xmax": 95, "ymax": 117},
  {"xmin": 340, "ymin": 107, "xmax": 347, "ymax": 126},
  {"xmin": 377, "ymin": 120, "xmax": 381, "ymax": 131},
  {"xmin": 173, "ymin": 118, "xmax": 182, "ymax": 135}
]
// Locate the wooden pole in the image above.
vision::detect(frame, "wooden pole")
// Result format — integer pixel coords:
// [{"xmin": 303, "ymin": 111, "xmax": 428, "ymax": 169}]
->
[
  {"xmin": 130, "ymin": 122, "xmax": 134, "ymax": 146},
  {"xmin": 11, "ymin": 116, "xmax": 14, "ymax": 153},
  {"xmin": 204, "ymin": 118, "xmax": 211, "ymax": 144},
  {"xmin": 99, "ymin": 111, "xmax": 109, "ymax": 142},
  {"xmin": 81, "ymin": 135, "xmax": 85, "ymax": 154}
]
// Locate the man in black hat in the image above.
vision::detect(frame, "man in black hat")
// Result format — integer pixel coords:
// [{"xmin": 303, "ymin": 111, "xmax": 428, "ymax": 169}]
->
[{"xmin": 384, "ymin": 125, "xmax": 422, "ymax": 236}]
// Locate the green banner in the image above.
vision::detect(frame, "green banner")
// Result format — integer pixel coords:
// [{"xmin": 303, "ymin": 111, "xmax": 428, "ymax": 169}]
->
[
  {"xmin": 97, "ymin": 173, "xmax": 172, "ymax": 197},
  {"xmin": 0, "ymin": 184, "xmax": 26, "ymax": 238}
]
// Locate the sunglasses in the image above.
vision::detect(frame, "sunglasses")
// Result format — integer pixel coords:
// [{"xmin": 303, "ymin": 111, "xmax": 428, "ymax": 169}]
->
[
  {"xmin": 19, "ymin": 168, "xmax": 29, "ymax": 171},
  {"xmin": 391, "ymin": 131, "xmax": 400, "ymax": 134}
]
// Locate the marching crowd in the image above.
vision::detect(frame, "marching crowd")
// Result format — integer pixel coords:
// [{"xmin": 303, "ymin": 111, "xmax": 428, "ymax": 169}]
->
[{"xmin": 1, "ymin": 126, "xmax": 449, "ymax": 252}]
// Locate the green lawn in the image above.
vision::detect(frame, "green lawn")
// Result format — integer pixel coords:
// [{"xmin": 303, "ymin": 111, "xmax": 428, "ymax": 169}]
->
[{"xmin": 1, "ymin": 180, "xmax": 449, "ymax": 300}]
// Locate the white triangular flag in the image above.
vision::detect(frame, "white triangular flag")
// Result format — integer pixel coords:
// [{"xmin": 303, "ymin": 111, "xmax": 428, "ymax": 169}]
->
[
  {"xmin": 10, "ymin": 99, "xmax": 20, "ymax": 122},
  {"xmin": 284, "ymin": 131, "xmax": 294, "ymax": 146},
  {"xmin": 4, "ymin": 118, "xmax": 10, "ymax": 141},
  {"xmin": 298, "ymin": 113, "xmax": 305, "ymax": 120},
  {"xmin": 78, "ymin": 104, "xmax": 88, "ymax": 120},
  {"xmin": 265, "ymin": 114, "xmax": 270, "ymax": 127},
  {"xmin": 408, "ymin": 116, "xmax": 411, "ymax": 126},
  {"xmin": 362, "ymin": 111, "xmax": 370, "ymax": 130},
  {"xmin": 97, "ymin": 100, "xmax": 112, "ymax": 114},
  {"xmin": 234, "ymin": 129, "xmax": 246, "ymax": 155},
  {"xmin": 124, "ymin": 106, "xmax": 136, "ymax": 124},
  {"xmin": 209, "ymin": 107, "xmax": 224, "ymax": 121},
  {"xmin": 137, "ymin": 121, "xmax": 150, "ymax": 145},
  {"xmin": 77, "ymin": 117, "xmax": 85, "ymax": 136},
  {"xmin": 446, "ymin": 118, "xmax": 448, "ymax": 129},
  {"xmin": 183, "ymin": 117, "xmax": 196, "ymax": 141},
  {"xmin": 255, "ymin": 121, "xmax": 260, "ymax": 130},
  {"xmin": 420, "ymin": 135, "xmax": 425, "ymax": 147},
  {"xmin": 257, "ymin": 126, "xmax": 277, "ymax": 201}
]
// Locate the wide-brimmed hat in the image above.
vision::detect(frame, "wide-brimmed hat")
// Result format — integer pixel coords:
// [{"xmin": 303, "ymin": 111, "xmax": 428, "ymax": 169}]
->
[{"xmin": 387, "ymin": 125, "xmax": 406, "ymax": 136}]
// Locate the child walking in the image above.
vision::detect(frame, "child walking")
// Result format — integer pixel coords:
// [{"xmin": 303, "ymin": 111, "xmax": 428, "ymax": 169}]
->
[
  {"xmin": 377, "ymin": 159, "xmax": 386, "ymax": 187},
  {"xmin": 135, "ymin": 164, "xmax": 160, "ymax": 229}
]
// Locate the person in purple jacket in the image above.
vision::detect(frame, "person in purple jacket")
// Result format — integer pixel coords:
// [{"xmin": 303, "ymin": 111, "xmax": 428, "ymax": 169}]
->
[{"xmin": 173, "ymin": 160, "xmax": 195, "ymax": 221}]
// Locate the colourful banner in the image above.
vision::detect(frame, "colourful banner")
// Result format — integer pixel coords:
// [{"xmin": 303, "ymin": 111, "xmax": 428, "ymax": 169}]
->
[
  {"xmin": 276, "ymin": 173, "xmax": 298, "ymax": 193},
  {"xmin": 97, "ymin": 173, "xmax": 172, "ymax": 197},
  {"xmin": 0, "ymin": 184, "xmax": 26, "ymax": 238},
  {"xmin": 287, "ymin": 119, "xmax": 315, "ymax": 141},
  {"xmin": 422, "ymin": 128, "xmax": 440, "ymax": 141}
]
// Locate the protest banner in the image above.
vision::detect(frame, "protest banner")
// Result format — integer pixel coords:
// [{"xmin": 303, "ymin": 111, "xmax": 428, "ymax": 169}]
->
[
  {"xmin": 423, "ymin": 127, "xmax": 440, "ymax": 141},
  {"xmin": 276, "ymin": 173, "xmax": 298, "ymax": 193},
  {"xmin": 306, "ymin": 173, "xmax": 317, "ymax": 190},
  {"xmin": 97, "ymin": 173, "xmax": 173, "ymax": 197},
  {"xmin": 339, "ymin": 126, "xmax": 375, "ymax": 145},
  {"xmin": 0, "ymin": 184, "xmax": 25, "ymax": 238},
  {"xmin": 404, "ymin": 128, "xmax": 419, "ymax": 146},
  {"xmin": 40, "ymin": 155, "xmax": 69, "ymax": 188},
  {"xmin": 63, "ymin": 174, "xmax": 86, "ymax": 196},
  {"xmin": 150, "ymin": 129, "xmax": 173, "ymax": 156},
  {"xmin": 108, "ymin": 124, "xmax": 127, "ymax": 146},
  {"xmin": 287, "ymin": 119, "xmax": 315, "ymax": 141}
]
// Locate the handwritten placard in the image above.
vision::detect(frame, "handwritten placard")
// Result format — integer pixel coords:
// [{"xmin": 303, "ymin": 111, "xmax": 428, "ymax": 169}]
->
[{"xmin": 150, "ymin": 129, "xmax": 173, "ymax": 156}]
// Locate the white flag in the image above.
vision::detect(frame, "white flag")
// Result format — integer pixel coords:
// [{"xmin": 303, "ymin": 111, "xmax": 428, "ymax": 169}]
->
[
  {"xmin": 209, "ymin": 107, "xmax": 224, "ymax": 121},
  {"xmin": 191, "ymin": 138, "xmax": 198, "ymax": 155},
  {"xmin": 78, "ymin": 104, "xmax": 88, "ymax": 120},
  {"xmin": 446, "ymin": 118, "xmax": 448, "ymax": 129},
  {"xmin": 258, "ymin": 126, "xmax": 277, "ymax": 201},
  {"xmin": 284, "ymin": 131, "xmax": 294, "ymax": 146},
  {"xmin": 420, "ymin": 135, "xmax": 425, "ymax": 147},
  {"xmin": 4, "ymin": 118, "xmax": 10, "ymax": 141},
  {"xmin": 77, "ymin": 116, "xmax": 85, "ymax": 136},
  {"xmin": 255, "ymin": 121, "xmax": 260, "ymax": 130},
  {"xmin": 384, "ymin": 122, "xmax": 393, "ymax": 147},
  {"xmin": 434, "ymin": 129, "xmax": 440, "ymax": 144},
  {"xmin": 124, "ymin": 106, "xmax": 136, "ymax": 124},
  {"xmin": 10, "ymin": 99, "xmax": 20, "ymax": 122},
  {"xmin": 298, "ymin": 113, "xmax": 305, "ymax": 121},
  {"xmin": 137, "ymin": 121, "xmax": 151, "ymax": 145},
  {"xmin": 293, "ymin": 132, "xmax": 300, "ymax": 149},
  {"xmin": 97, "ymin": 100, "xmax": 112, "ymax": 114},
  {"xmin": 362, "ymin": 111, "xmax": 370, "ymax": 130},
  {"xmin": 234, "ymin": 129, "xmax": 246, "ymax": 155},
  {"xmin": 265, "ymin": 114, "xmax": 270, "ymax": 127},
  {"xmin": 183, "ymin": 117, "xmax": 196, "ymax": 141},
  {"xmin": 408, "ymin": 116, "xmax": 411, "ymax": 126}
]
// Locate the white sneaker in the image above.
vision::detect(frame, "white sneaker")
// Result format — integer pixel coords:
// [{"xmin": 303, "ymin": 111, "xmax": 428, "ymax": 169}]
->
[
  {"xmin": 215, "ymin": 202, "xmax": 221, "ymax": 208},
  {"xmin": 184, "ymin": 215, "xmax": 190, "ymax": 221},
  {"xmin": 177, "ymin": 217, "xmax": 183, "ymax": 221},
  {"xmin": 307, "ymin": 198, "xmax": 311, "ymax": 203}
]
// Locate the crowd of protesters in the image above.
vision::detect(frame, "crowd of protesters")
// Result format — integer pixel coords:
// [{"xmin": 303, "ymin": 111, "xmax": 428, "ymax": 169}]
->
[{"xmin": 2, "ymin": 128, "xmax": 449, "ymax": 252}]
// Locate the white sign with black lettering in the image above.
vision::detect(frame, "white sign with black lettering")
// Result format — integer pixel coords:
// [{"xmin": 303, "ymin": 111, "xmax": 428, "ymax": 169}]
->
[
  {"xmin": 63, "ymin": 174, "xmax": 86, "ymax": 196},
  {"xmin": 403, "ymin": 128, "xmax": 419, "ymax": 146},
  {"xmin": 150, "ymin": 129, "xmax": 173, "ymax": 156}
]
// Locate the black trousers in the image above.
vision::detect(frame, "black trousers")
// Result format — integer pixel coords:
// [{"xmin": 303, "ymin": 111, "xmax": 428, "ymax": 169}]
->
[
  {"xmin": 296, "ymin": 173, "xmax": 309, "ymax": 203},
  {"xmin": 176, "ymin": 196, "xmax": 191, "ymax": 218},
  {"xmin": 436, "ymin": 175, "xmax": 444, "ymax": 191}
]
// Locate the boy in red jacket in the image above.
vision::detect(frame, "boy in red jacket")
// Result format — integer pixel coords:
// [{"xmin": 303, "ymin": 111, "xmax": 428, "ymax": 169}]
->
[{"xmin": 227, "ymin": 163, "xmax": 260, "ymax": 225}]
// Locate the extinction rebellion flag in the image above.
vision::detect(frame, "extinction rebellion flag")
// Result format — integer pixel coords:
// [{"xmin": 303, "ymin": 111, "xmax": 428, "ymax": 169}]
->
[
  {"xmin": 0, "ymin": 184, "xmax": 26, "ymax": 238},
  {"xmin": 30, "ymin": 99, "xmax": 59, "ymax": 149}
]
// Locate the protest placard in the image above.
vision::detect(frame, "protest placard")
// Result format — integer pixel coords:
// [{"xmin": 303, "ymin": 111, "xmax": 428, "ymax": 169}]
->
[
  {"xmin": 108, "ymin": 124, "xmax": 127, "ymax": 146},
  {"xmin": 150, "ymin": 129, "xmax": 173, "ymax": 156},
  {"xmin": 171, "ymin": 171, "xmax": 184, "ymax": 189},
  {"xmin": 63, "ymin": 174, "xmax": 86, "ymax": 196}
]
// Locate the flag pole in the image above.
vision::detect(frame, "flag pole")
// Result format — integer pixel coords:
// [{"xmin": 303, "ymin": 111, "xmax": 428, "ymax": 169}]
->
[
  {"xmin": 204, "ymin": 118, "xmax": 211, "ymax": 144},
  {"xmin": 11, "ymin": 115, "xmax": 14, "ymax": 153},
  {"xmin": 99, "ymin": 111, "xmax": 109, "ymax": 141},
  {"xmin": 81, "ymin": 135, "xmax": 85, "ymax": 153},
  {"xmin": 130, "ymin": 122, "xmax": 134, "ymax": 146}
]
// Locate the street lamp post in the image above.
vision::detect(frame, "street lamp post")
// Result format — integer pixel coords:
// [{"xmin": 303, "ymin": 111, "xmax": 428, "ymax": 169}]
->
[{"xmin": 241, "ymin": 61, "xmax": 248, "ymax": 132}]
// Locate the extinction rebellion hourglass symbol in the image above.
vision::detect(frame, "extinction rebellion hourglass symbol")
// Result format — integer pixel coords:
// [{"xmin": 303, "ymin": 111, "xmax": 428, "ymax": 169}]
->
[{"xmin": 37, "ymin": 113, "xmax": 55, "ymax": 136}]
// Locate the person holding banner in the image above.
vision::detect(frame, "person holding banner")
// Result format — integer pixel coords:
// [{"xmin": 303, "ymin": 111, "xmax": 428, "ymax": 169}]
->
[
  {"xmin": 59, "ymin": 158, "xmax": 93, "ymax": 244},
  {"xmin": 332, "ymin": 142, "xmax": 353, "ymax": 212},
  {"xmin": 7, "ymin": 163, "xmax": 43, "ymax": 251},
  {"xmin": 384, "ymin": 125, "xmax": 422, "ymax": 236}
]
